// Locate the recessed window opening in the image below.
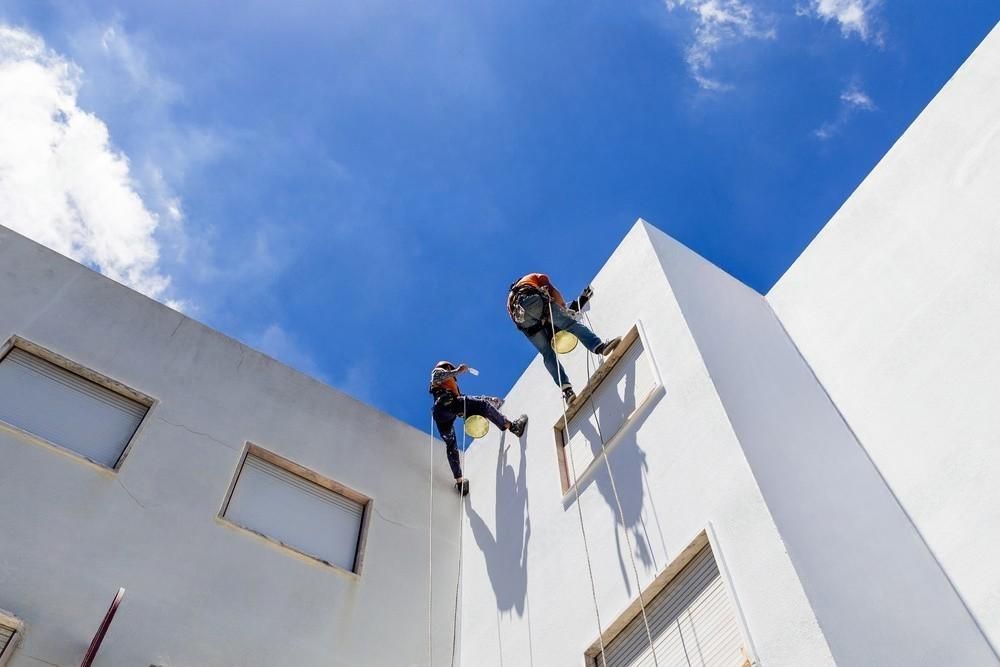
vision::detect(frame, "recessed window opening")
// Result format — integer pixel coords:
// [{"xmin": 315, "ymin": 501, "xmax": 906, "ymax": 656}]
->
[
  {"xmin": 221, "ymin": 446, "xmax": 371, "ymax": 574},
  {"xmin": 0, "ymin": 341, "xmax": 151, "ymax": 469},
  {"xmin": 588, "ymin": 538, "xmax": 751, "ymax": 667},
  {"xmin": 554, "ymin": 325, "xmax": 661, "ymax": 493}
]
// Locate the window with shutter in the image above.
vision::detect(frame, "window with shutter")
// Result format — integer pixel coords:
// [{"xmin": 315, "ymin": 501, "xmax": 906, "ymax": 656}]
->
[
  {"xmin": 222, "ymin": 446, "xmax": 370, "ymax": 574},
  {"xmin": 592, "ymin": 543, "xmax": 750, "ymax": 667},
  {"xmin": 0, "ymin": 346, "xmax": 149, "ymax": 469}
]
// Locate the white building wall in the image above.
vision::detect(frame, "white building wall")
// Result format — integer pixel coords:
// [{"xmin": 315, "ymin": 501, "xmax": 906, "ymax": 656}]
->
[
  {"xmin": 0, "ymin": 225, "xmax": 460, "ymax": 667},
  {"xmin": 769, "ymin": 22, "xmax": 1000, "ymax": 655},
  {"xmin": 646, "ymin": 224, "xmax": 997, "ymax": 665},
  {"xmin": 458, "ymin": 222, "xmax": 833, "ymax": 667}
]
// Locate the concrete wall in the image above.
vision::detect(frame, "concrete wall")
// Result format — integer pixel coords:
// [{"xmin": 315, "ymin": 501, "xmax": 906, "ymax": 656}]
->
[
  {"xmin": 458, "ymin": 222, "xmax": 833, "ymax": 667},
  {"xmin": 0, "ymin": 225, "xmax": 460, "ymax": 667},
  {"xmin": 769, "ymin": 22, "xmax": 1000, "ymax": 655},
  {"xmin": 647, "ymin": 224, "xmax": 997, "ymax": 665}
]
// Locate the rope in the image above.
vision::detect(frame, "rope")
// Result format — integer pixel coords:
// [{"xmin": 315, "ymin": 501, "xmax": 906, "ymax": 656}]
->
[
  {"xmin": 428, "ymin": 413, "xmax": 436, "ymax": 667},
  {"xmin": 549, "ymin": 301, "xmax": 608, "ymax": 667},
  {"xmin": 451, "ymin": 397, "xmax": 469, "ymax": 667},
  {"xmin": 582, "ymin": 312, "xmax": 660, "ymax": 666}
]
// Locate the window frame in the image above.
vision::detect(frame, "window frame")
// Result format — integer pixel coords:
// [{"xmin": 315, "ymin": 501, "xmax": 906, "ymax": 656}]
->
[
  {"xmin": 553, "ymin": 322, "xmax": 664, "ymax": 495},
  {"xmin": 0, "ymin": 336, "xmax": 156, "ymax": 473},
  {"xmin": 584, "ymin": 528, "xmax": 758, "ymax": 667},
  {"xmin": 0, "ymin": 608, "xmax": 24, "ymax": 667},
  {"xmin": 219, "ymin": 443, "xmax": 373, "ymax": 576}
]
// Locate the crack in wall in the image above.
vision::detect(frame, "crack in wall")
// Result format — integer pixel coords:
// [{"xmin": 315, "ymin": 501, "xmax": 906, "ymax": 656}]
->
[{"xmin": 156, "ymin": 416, "xmax": 239, "ymax": 452}]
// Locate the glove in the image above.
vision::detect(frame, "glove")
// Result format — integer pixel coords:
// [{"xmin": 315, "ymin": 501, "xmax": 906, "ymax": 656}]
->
[{"xmin": 568, "ymin": 285, "xmax": 593, "ymax": 312}]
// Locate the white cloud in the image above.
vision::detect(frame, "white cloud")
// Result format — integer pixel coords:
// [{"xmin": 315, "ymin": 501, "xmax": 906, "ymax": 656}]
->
[
  {"xmin": 665, "ymin": 0, "xmax": 776, "ymax": 90},
  {"xmin": 0, "ymin": 24, "xmax": 181, "ymax": 302},
  {"xmin": 799, "ymin": 0, "xmax": 882, "ymax": 42},
  {"xmin": 840, "ymin": 86, "xmax": 875, "ymax": 110},
  {"xmin": 814, "ymin": 83, "xmax": 877, "ymax": 140}
]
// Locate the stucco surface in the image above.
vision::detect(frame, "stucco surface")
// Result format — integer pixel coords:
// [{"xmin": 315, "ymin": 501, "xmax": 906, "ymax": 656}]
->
[
  {"xmin": 769, "ymin": 22, "xmax": 1000, "ymax": 654},
  {"xmin": 647, "ymin": 224, "xmax": 997, "ymax": 665},
  {"xmin": 0, "ymin": 226, "xmax": 461, "ymax": 667},
  {"xmin": 458, "ymin": 222, "xmax": 832, "ymax": 667}
]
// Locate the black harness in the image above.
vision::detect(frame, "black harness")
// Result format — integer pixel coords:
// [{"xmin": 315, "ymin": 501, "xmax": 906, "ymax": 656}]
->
[{"xmin": 508, "ymin": 282, "xmax": 552, "ymax": 337}]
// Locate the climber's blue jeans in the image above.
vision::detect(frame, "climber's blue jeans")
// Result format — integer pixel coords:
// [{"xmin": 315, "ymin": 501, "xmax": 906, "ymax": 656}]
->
[{"xmin": 518, "ymin": 294, "xmax": 603, "ymax": 388}]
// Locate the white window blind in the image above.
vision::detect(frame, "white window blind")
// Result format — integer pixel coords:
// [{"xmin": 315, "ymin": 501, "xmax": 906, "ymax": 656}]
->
[
  {"xmin": 598, "ymin": 545, "xmax": 746, "ymax": 667},
  {"xmin": 564, "ymin": 336, "xmax": 657, "ymax": 487},
  {"xmin": 225, "ymin": 453, "xmax": 365, "ymax": 572},
  {"xmin": 0, "ymin": 622, "xmax": 16, "ymax": 659},
  {"xmin": 0, "ymin": 348, "xmax": 147, "ymax": 468}
]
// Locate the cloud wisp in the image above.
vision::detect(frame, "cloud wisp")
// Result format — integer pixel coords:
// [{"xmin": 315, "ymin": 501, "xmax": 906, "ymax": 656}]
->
[
  {"xmin": 798, "ymin": 0, "xmax": 883, "ymax": 43},
  {"xmin": 664, "ymin": 0, "xmax": 776, "ymax": 90},
  {"xmin": 815, "ymin": 83, "xmax": 877, "ymax": 140},
  {"xmin": 0, "ymin": 24, "xmax": 185, "ymax": 306}
]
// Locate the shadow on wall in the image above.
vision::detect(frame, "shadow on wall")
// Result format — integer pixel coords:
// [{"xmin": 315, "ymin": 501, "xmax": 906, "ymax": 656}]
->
[
  {"xmin": 467, "ymin": 431, "xmax": 532, "ymax": 617},
  {"xmin": 574, "ymin": 351, "xmax": 667, "ymax": 594}
]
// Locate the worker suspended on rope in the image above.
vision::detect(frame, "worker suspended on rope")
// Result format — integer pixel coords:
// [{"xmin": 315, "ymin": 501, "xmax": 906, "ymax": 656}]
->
[
  {"xmin": 429, "ymin": 361, "xmax": 528, "ymax": 496},
  {"xmin": 507, "ymin": 273, "xmax": 622, "ymax": 405}
]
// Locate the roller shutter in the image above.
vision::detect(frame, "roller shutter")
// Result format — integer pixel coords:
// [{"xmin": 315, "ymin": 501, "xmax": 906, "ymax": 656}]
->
[
  {"xmin": 0, "ymin": 349, "xmax": 146, "ymax": 467},
  {"xmin": 225, "ymin": 454, "xmax": 365, "ymax": 572},
  {"xmin": 599, "ymin": 546, "xmax": 746, "ymax": 667},
  {"xmin": 0, "ymin": 623, "xmax": 16, "ymax": 656}
]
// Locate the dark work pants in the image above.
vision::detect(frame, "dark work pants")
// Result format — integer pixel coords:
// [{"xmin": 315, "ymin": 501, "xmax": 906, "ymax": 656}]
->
[{"xmin": 432, "ymin": 395, "xmax": 508, "ymax": 479}]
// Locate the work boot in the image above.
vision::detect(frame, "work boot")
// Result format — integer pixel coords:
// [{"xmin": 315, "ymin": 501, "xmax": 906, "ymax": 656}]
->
[
  {"xmin": 595, "ymin": 336, "xmax": 622, "ymax": 357},
  {"xmin": 455, "ymin": 479, "xmax": 470, "ymax": 496},
  {"xmin": 509, "ymin": 415, "xmax": 528, "ymax": 437},
  {"xmin": 562, "ymin": 384, "xmax": 576, "ymax": 405}
]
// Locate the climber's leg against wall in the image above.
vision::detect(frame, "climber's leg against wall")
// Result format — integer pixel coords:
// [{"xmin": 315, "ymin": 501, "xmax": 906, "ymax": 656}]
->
[
  {"xmin": 432, "ymin": 399, "xmax": 465, "ymax": 491},
  {"xmin": 517, "ymin": 292, "xmax": 572, "ymax": 387},
  {"xmin": 549, "ymin": 301, "xmax": 621, "ymax": 356},
  {"xmin": 527, "ymin": 328, "xmax": 571, "ymax": 389},
  {"xmin": 463, "ymin": 395, "xmax": 528, "ymax": 437}
]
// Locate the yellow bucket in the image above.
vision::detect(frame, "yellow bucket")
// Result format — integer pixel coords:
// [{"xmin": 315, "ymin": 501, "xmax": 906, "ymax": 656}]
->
[
  {"xmin": 552, "ymin": 330, "xmax": 579, "ymax": 354},
  {"xmin": 464, "ymin": 414, "xmax": 490, "ymax": 439}
]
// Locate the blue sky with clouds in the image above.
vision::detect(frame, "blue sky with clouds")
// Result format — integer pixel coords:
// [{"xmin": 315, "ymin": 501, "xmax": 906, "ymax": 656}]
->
[{"xmin": 1, "ymin": 1, "xmax": 997, "ymax": 430}]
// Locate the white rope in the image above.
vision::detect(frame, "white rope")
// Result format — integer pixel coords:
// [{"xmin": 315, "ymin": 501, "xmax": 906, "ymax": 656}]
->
[
  {"xmin": 549, "ymin": 301, "xmax": 609, "ymax": 667},
  {"xmin": 582, "ymin": 312, "xmax": 660, "ymax": 666},
  {"xmin": 451, "ymin": 397, "xmax": 469, "ymax": 667},
  {"xmin": 428, "ymin": 412, "xmax": 436, "ymax": 667}
]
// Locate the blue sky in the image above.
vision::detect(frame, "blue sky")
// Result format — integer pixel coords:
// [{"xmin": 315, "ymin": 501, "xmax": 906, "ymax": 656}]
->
[{"xmin": 0, "ymin": 1, "xmax": 997, "ymax": 431}]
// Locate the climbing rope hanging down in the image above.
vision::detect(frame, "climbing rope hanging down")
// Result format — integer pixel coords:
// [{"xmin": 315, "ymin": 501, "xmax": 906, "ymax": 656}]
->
[
  {"xmin": 428, "ymin": 413, "xmax": 436, "ymax": 667},
  {"xmin": 427, "ymin": 403, "xmax": 471, "ymax": 667},
  {"xmin": 549, "ymin": 301, "xmax": 609, "ymax": 667},
  {"xmin": 450, "ymin": 397, "xmax": 469, "ymax": 667},
  {"xmin": 553, "ymin": 302, "xmax": 660, "ymax": 667}
]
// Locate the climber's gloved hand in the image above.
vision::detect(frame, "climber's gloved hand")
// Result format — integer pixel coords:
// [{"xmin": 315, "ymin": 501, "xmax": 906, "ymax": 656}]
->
[{"xmin": 568, "ymin": 285, "xmax": 593, "ymax": 313}]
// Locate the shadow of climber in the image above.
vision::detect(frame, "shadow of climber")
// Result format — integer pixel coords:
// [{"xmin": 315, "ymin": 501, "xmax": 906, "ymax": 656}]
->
[{"xmin": 467, "ymin": 431, "xmax": 531, "ymax": 617}]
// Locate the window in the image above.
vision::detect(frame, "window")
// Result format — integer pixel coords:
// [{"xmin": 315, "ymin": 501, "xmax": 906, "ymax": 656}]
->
[
  {"xmin": 555, "ymin": 325, "xmax": 662, "ymax": 492},
  {"xmin": 0, "ymin": 342, "xmax": 150, "ymax": 469},
  {"xmin": 589, "ymin": 537, "xmax": 751, "ymax": 667},
  {"xmin": 221, "ymin": 446, "xmax": 371, "ymax": 574},
  {"xmin": 0, "ymin": 611, "xmax": 22, "ymax": 667}
]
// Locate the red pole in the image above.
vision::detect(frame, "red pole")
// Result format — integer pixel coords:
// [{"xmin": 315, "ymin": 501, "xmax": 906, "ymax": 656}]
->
[{"xmin": 80, "ymin": 587, "xmax": 125, "ymax": 667}]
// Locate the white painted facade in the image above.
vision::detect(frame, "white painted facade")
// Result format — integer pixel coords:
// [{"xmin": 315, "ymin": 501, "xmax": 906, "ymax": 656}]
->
[
  {"xmin": 1, "ymin": 20, "xmax": 998, "ymax": 667},
  {"xmin": 768, "ymin": 20, "xmax": 1000, "ymax": 658},
  {"xmin": 459, "ymin": 21, "xmax": 1000, "ymax": 667},
  {"xmin": 0, "ymin": 227, "xmax": 463, "ymax": 667}
]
